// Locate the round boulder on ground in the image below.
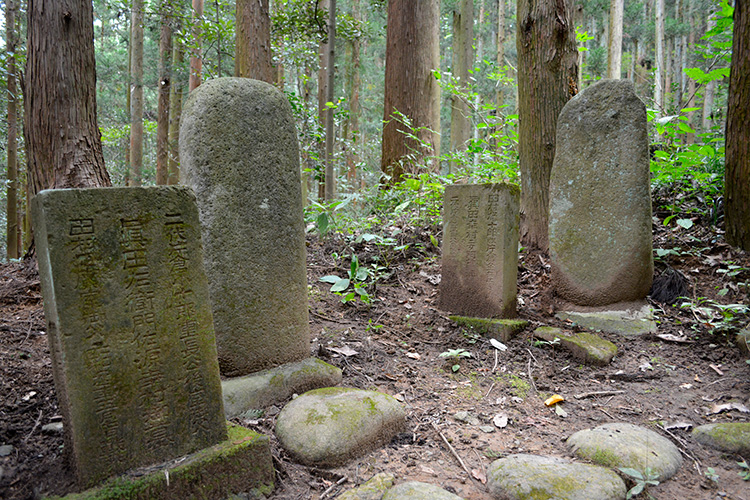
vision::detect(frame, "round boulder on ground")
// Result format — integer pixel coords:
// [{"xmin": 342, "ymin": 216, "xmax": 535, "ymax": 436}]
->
[
  {"xmin": 567, "ymin": 422, "xmax": 682, "ymax": 481},
  {"xmin": 487, "ymin": 454, "xmax": 626, "ymax": 500},
  {"xmin": 275, "ymin": 387, "xmax": 405, "ymax": 467},
  {"xmin": 692, "ymin": 423, "xmax": 750, "ymax": 455},
  {"xmin": 382, "ymin": 481, "xmax": 465, "ymax": 500}
]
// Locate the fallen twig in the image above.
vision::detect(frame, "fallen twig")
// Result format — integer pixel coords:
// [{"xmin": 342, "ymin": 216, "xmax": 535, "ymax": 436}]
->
[
  {"xmin": 320, "ymin": 476, "xmax": 347, "ymax": 499},
  {"xmin": 432, "ymin": 422, "xmax": 472, "ymax": 478},
  {"xmin": 657, "ymin": 423, "xmax": 702, "ymax": 476},
  {"xmin": 23, "ymin": 409, "xmax": 43, "ymax": 443},
  {"xmin": 574, "ymin": 390, "xmax": 625, "ymax": 400}
]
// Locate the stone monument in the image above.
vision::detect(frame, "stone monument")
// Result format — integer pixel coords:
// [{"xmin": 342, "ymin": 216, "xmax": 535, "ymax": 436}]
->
[
  {"xmin": 439, "ymin": 183, "xmax": 520, "ymax": 318},
  {"xmin": 549, "ymin": 79, "xmax": 653, "ymax": 307},
  {"xmin": 180, "ymin": 77, "xmax": 310, "ymax": 376},
  {"xmin": 32, "ymin": 187, "xmax": 228, "ymax": 488}
]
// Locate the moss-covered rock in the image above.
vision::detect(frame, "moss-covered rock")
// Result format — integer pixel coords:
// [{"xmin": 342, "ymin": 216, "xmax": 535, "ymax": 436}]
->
[
  {"xmin": 533, "ymin": 327, "xmax": 617, "ymax": 366},
  {"xmin": 222, "ymin": 357, "xmax": 342, "ymax": 418},
  {"xmin": 567, "ymin": 422, "xmax": 682, "ymax": 481},
  {"xmin": 450, "ymin": 315, "xmax": 528, "ymax": 341},
  {"xmin": 337, "ymin": 473, "xmax": 396, "ymax": 500},
  {"xmin": 47, "ymin": 423, "xmax": 273, "ymax": 500},
  {"xmin": 487, "ymin": 454, "xmax": 626, "ymax": 500},
  {"xmin": 555, "ymin": 306, "xmax": 656, "ymax": 336},
  {"xmin": 275, "ymin": 387, "xmax": 405, "ymax": 467},
  {"xmin": 692, "ymin": 423, "xmax": 750, "ymax": 455},
  {"xmin": 382, "ymin": 481, "xmax": 466, "ymax": 500}
]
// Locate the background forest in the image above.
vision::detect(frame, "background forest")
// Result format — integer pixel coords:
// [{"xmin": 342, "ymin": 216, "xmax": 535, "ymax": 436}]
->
[{"xmin": 0, "ymin": 0, "xmax": 737, "ymax": 259}]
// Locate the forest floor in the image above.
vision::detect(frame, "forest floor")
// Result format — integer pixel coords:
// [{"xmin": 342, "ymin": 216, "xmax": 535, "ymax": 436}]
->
[{"xmin": 1, "ymin": 210, "xmax": 749, "ymax": 500}]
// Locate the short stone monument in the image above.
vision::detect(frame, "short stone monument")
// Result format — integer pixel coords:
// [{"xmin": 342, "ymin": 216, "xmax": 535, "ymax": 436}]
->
[
  {"xmin": 439, "ymin": 183, "xmax": 520, "ymax": 319},
  {"xmin": 32, "ymin": 187, "xmax": 228, "ymax": 488},
  {"xmin": 549, "ymin": 79, "xmax": 653, "ymax": 307},
  {"xmin": 180, "ymin": 77, "xmax": 309, "ymax": 376}
]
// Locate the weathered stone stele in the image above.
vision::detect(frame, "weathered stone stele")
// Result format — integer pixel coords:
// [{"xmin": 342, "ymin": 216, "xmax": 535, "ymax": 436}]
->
[
  {"xmin": 180, "ymin": 77, "xmax": 309, "ymax": 376},
  {"xmin": 439, "ymin": 183, "xmax": 520, "ymax": 318},
  {"xmin": 32, "ymin": 187, "xmax": 227, "ymax": 488},
  {"xmin": 549, "ymin": 79, "xmax": 653, "ymax": 306}
]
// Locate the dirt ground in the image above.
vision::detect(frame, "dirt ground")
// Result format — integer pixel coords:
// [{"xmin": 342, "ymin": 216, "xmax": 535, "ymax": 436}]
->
[{"xmin": 1, "ymin": 215, "xmax": 749, "ymax": 500}]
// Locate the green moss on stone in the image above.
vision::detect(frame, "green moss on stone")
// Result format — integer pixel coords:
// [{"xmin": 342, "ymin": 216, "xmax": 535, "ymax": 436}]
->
[
  {"xmin": 450, "ymin": 315, "xmax": 528, "ymax": 341},
  {"xmin": 589, "ymin": 448, "xmax": 622, "ymax": 468}
]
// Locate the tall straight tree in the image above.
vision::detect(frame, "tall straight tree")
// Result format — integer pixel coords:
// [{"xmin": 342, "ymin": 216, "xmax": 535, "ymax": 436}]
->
[
  {"xmin": 168, "ymin": 37, "xmax": 184, "ymax": 185},
  {"xmin": 516, "ymin": 0, "xmax": 578, "ymax": 250},
  {"xmin": 190, "ymin": 0, "xmax": 204, "ymax": 90},
  {"xmin": 156, "ymin": 0, "xmax": 173, "ymax": 185},
  {"xmin": 343, "ymin": 0, "xmax": 362, "ymax": 189},
  {"xmin": 654, "ymin": 0, "xmax": 665, "ymax": 116},
  {"xmin": 725, "ymin": 0, "xmax": 749, "ymax": 250},
  {"xmin": 130, "ymin": 0, "xmax": 145, "ymax": 186},
  {"xmin": 496, "ymin": 0, "xmax": 505, "ymax": 111},
  {"xmin": 381, "ymin": 0, "xmax": 441, "ymax": 184},
  {"xmin": 450, "ymin": 0, "xmax": 474, "ymax": 172},
  {"xmin": 235, "ymin": 0, "xmax": 273, "ymax": 81},
  {"xmin": 25, "ymin": 0, "xmax": 111, "ymax": 199},
  {"xmin": 317, "ymin": 0, "xmax": 330, "ymax": 200},
  {"xmin": 607, "ymin": 0, "xmax": 623, "ymax": 78},
  {"xmin": 6, "ymin": 0, "xmax": 19, "ymax": 259},
  {"xmin": 323, "ymin": 0, "xmax": 337, "ymax": 201}
]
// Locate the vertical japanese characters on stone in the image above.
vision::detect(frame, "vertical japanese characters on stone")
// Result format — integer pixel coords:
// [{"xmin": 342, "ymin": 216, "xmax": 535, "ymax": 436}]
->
[
  {"xmin": 32, "ymin": 187, "xmax": 227, "ymax": 488},
  {"xmin": 179, "ymin": 77, "xmax": 309, "ymax": 376},
  {"xmin": 549, "ymin": 79, "xmax": 653, "ymax": 306},
  {"xmin": 439, "ymin": 183, "xmax": 520, "ymax": 318}
]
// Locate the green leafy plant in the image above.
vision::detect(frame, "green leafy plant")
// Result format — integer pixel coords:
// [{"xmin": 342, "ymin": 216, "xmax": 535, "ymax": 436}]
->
[
  {"xmin": 705, "ymin": 467, "xmax": 720, "ymax": 484},
  {"xmin": 680, "ymin": 297, "xmax": 749, "ymax": 334},
  {"xmin": 618, "ymin": 467, "xmax": 660, "ymax": 499},
  {"xmin": 738, "ymin": 458, "xmax": 750, "ymax": 481},
  {"xmin": 439, "ymin": 348, "xmax": 472, "ymax": 372},
  {"xmin": 319, "ymin": 254, "xmax": 372, "ymax": 304}
]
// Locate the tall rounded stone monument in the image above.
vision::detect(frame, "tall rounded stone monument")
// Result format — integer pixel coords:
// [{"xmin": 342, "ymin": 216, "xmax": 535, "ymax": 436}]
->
[
  {"xmin": 180, "ymin": 78, "xmax": 309, "ymax": 376},
  {"xmin": 549, "ymin": 79, "xmax": 653, "ymax": 306}
]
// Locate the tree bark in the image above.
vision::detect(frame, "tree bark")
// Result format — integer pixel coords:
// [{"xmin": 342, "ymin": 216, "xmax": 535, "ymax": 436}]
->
[
  {"xmin": 235, "ymin": 0, "xmax": 274, "ymax": 82},
  {"xmin": 190, "ymin": 0, "xmax": 204, "ymax": 91},
  {"xmin": 344, "ymin": 0, "xmax": 362, "ymax": 190},
  {"xmin": 607, "ymin": 0, "xmax": 623, "ymax": 79},
  {"xmin": 516, "ymin": 0, "xmax": 579, "ymax": 251},
  {"xmin": 496, "ymin": 0, "xmax": 505, "ymax": 111},
  {"xmin": 381, "ymin": 0, "xmax": 441, "ymax": 184},
  {"xmin": 724, "ymin": 0, "xmax": 749, "ymax": 250},
  {"xmin": 129, "ymin": 0, "xmax": 145, "ymax": 186},
  {"xmin": 168, "ymin": 38, "xmax": 184, "ymax": 185},
  {"xmin": 654, "ymin": 0, "xmax": 665, "ymax": 117},
  {"xmin": 317, "ymin": 0, "xmax": 330, "ymax": 200},
  {"xmin": 701, "ymin": 10, "xmax": 718, "ymax": 132},
  {"xmin": 25, "ymin": 0, "xmax": 111, "ymax": 200},
  {"xmin": 324, "ymin": 0, "xmax": 337, "ymax": 201},
  {"xmin": 6, "ymin": 0, "xmax": 19, "ymax": 259},
  {"xmin": 450, "ymin": 0, "xmax": 474, "ymax": 172},
  {"xmin": 156, "ymin": 0, "xmax": 173, "ymax": 185}
]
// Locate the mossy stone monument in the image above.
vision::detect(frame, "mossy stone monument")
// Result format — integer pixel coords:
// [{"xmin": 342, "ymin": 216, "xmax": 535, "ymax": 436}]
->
[
  {"xmin": 32, "ymin": 187, "xmax": 227, "ymax": 488},
  {"xmin": 549, "ymin": 79, "xmax": 653, "ymax": 306},
  {"xmin": 439, "ymin": 183, "xmax": 520, "ymax": 318},
  {"xmin": 180, "ymin": 77, "xmax": 309, "ymax": 376}
]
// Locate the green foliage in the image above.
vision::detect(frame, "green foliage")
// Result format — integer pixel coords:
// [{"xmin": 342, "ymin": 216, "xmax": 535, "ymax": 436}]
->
[
  {"xmin": 319, "ymin": 254, "xmax": 373, "ymax": 304},
  {"xmin": 680, "ymin": 297, "xmax": 749, "ymax": 335},
  {"xmin": 738, "ymin": 459, "xmax": 750, "ymax": 481},
  {"xmin": 439, "ymin": 348, "xmax": 472, "ymax": 373},
  {"xmin": 618, "ymin": 467, "xmax": 660, "ymax": 499}
]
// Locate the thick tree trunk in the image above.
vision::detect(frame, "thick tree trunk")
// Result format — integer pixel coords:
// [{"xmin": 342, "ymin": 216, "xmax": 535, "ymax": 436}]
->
[
  {"xmin": 516, "ymin": 0, "xmax": 579, "ymax": 251},
  {"xmin": 450, "ymin": 0, "xmax": 474, "ymax": 172},
  {"xmin": 344, "ymin": 0, "xmax": 362, "ymax": 190},
  {"xmin": 168, "ymin": 39, "xmax": 184, "ymax": 185},
  {"xmin": 607, "ymin": 0, "xmax": 623, "ymax": 78},
  {"xmin": 156, "ymin": 1, "xmax": 172, "ymax": 186},
  {"xmin": 724, "ymin": 0, "xmax": 749, "ymax": 250},
  {"xmin": 129, "ymin": 0, "xmax": 144, "ymax": 186},
  {"xmin": 25, "ymin": 0, "xmax": 111, "ymax": 200},
  {"xmin": 190, "ymin": 0, "xmax": 204, "ymax": 91},
  {"xmin": 235, "ymin": 0, "xmax": 273, "ymax": 82},
  {"xmin": 381, "ymin": 0, "xmax": 441, "ymax": 184},
  {"xmin": 324, "ymin": 0, "xmax": 337, "ymax": 201},
  {"xmin": 6, "ymin": 0, "xmax": 19, "ymax": 259}
]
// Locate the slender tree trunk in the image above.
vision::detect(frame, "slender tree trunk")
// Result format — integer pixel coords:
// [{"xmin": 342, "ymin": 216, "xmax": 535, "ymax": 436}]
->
[
  {"xmin": 665, "ymin": 37, "xmax": 673, "ymax": 110},
  {"xmin": 701, "ymin": 10, "xmax": 717, "ymax": 132},
  {"xmin": 6, "ymin": 0, "xmax": 19, "ymax": 259},
  {"xmin": 317, "ymin": 0, "xmax": 330, "ymax": 200},
  {"xmin": 345, "ymin": 0, "xmax": 362, "ymax": 190},
  {"xmin": 724, "ymin": 0, "xmax": 749, "ymax": 250},
  {"xmin": 190, "ymin": 0, "xmax": 204, "ymax": 91},
  {"xmin": 168, "ymin": 38, "xmax": 184, "ymax": 185},
  {"xmin": 686, "ymin": 0, "xmax": 697, "ymax": 143},
  {"xmin": 607, "ymin": 0, "xmax": 623, "ymax": 79},
  {"xmin": 654, "ymin": 0, "xmax": 665, "ymax": 117},
  {"xmin": 380, "ymin": 0, "xmax": 441, "ymax": 184},
  {"xmin": 516, "ymin": 0, "xmax": 579, "ymax": 250},
  {"xmin": 25, "ymin": 0, "xmax": 112, "ymax": 200},
  {"xmin": 496, "ymin": 0, "xmax": 505, "ymax": 111},
  {"xmin": 450, "ymin": 0, "xmax": 474, "ymax": 172},
  {"xmin": 129, "ymin": 0, "xmax": 145, "ymax": 186},
  {"xmin": 324, "ymin": 0, "xmax": 337, "ymax": 201},
  {"xmin": 156, "ymin": 0, "xmax": 173, "ymax": 185},
  {"xmin": 235, "ymin": 0, "xmax": 273, "ymax": 82},
  {"xmin": 473, "ymin": 0, "xmax": 485, "ymax": 149}
]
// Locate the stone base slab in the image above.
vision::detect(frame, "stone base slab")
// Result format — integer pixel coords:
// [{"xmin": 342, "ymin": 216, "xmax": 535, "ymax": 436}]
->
[
  {"xmin": 48, "ymin": 423, "xmax": 273, "ymax": 500},
  {"xmin": 449, "ymin": 315, "xmax": 528, "ymax": 341},
  {"xmin": 222, "ymin": 357, "xmax": 342, "ymax": 419},
  {"xmin": 556, "ymin": 304, "xmax": 657, "ymax": 336}
]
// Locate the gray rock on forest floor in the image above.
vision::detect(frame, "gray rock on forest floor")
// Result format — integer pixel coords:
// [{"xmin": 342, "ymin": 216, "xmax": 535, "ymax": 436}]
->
[
  {"xmin": 382, "ymin": 481, "xmax": 465, "ymax": 500},
  {"xmin": 533, "ymin": 326, "xmax": 617, "ymax": 365},
  {"xmin": 487, "ymin": 454, "xmax": 626, "ymax": 500},
  {"xmin": 567, "ymin": 422, "xmax": 682, "ymax": 481},
  {"xmin": 692, "ymin": 423, "xmax": 750, "ymax": 455},
  {"xmin": 275, "ymin": 387, "xmax": 405, "ymax": 467}
]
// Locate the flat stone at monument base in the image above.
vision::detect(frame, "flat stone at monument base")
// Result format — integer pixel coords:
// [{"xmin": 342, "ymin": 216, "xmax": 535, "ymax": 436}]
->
[
  {"xmin": 533, "ymin": 327, "xmax": 617, "ymax": 365},
  {"xmin": 449, "ymin": 316, "xmax": 528, "ymax": 341},
  {"xmin": 46, "ymin": 424, "xmax": 273, "ymax": 500},
  {"xmin": 222, "ymin": 357, "xmax": 342, "ymax": 418},
  {"xmin": 555, "ymin": 304, "xmax": 656, "ymax": 336}
]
